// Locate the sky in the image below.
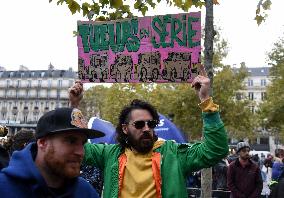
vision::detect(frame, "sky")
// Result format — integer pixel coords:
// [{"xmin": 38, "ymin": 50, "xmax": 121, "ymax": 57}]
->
[{"xmin": 0, "ymin": 0, "xmax": 284, "ymax": 72}]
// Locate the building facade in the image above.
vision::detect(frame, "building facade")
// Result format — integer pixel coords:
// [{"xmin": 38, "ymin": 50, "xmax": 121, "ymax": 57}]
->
[
  {"xmin": 0, "ymin": 66, "xmax": 77, "ymax": 134},
  {"xmin": 233, "ymin": 67, "xmax": 275, "ymax": 151},
  {"xmin": 242, "ymin": 67, "xmax": 271, "ymax": 113}
]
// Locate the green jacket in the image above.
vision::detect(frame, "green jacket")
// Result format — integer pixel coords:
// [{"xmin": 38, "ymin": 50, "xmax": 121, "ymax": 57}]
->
[{"xmin": 84, "ymin": 112, "xmax": 228, "ymax": 198}]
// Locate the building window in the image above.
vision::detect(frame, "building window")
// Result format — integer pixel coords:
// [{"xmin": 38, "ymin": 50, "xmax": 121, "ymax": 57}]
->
[
  {"xmin": 38, "ymin": 80, "xmax": 42, "ymax": 88},
  {"xmin": 248, "ymin": 92, "xmax": 254, "ymax": 100},
  {"xmin": 17, "ymin": 80, "xmax": 21, "ymax": 88},
  {"xmin": 248, "ymin": 79, "xmax": 253, "ymax": 86},
  {"xmin": 57, "ymin": 90, "xmax": 60, "ymax": 99},
  {"xmin": 58, "ymin": 80, "xmax": 62, "ymax": 88},
  {"xmin": 261, "ymin": 92, "xmax": 267, "ymax": 101},
  {"xmin": 6, "ymin": 80, "xmax": 10, "ymax": 88},
  {"xmin": 28, "ymin": 80, "xmax": 32, "ymax": 88},
  {"xmin": 261, "ymin": 79, "xmax": 267, "ymax": 86},
  {"xmin": 47, "ymin": 90, "xmax": 50, "ymax": 98},
  {"xmin": 48, "ymin": 80, "xmax": 52, "ymax": 88},
  {"xmin": 260, "ymin": 137, "xmax": 269, "ymax": 144},
  {"xmin": 236, "ymin": 93, "xmax": 242, "ymax": 100},
  {"xmin": 249, "ymin": 106, "xmax": 255, "ymax": 113}
]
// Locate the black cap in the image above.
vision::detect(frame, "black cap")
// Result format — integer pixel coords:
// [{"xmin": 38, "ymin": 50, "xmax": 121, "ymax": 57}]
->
[{"xmin": 35, "ymin": 108, "xmax": 105, "ymax": 139}]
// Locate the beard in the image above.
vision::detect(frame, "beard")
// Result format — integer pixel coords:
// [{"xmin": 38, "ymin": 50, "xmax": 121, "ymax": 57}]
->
[
  {"xmin": 127, "ymin": 132, "xmax": 156, "ymax": 154},
  {"xmin": 44, "ymin": 144, "xmax": 82, "ymax": 179},
  {"xmin": 240, "ymin": 154, "xmax": 250, "ymax": 161}
]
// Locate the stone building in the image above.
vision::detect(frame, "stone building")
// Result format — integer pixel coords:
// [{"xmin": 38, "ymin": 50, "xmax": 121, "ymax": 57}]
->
[{"xmin": 0, "ymin": 65, "xmax": 77, "ymax": 134}]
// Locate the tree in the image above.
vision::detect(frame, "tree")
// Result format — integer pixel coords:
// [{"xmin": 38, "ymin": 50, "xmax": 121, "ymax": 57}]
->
[
  {"xmin": 50, "ymin": 0, "xmax": 211, "ymax": 20},
  {"xmin": 255, "ymin": 0, "xmax": 272, "ymax": 25},
  {"xmin": 80, "ymin": 85, "xmax": 109, "ymax": 119},
  {"xmin": 259, "ymin": 36, "xmax": 284, "ymax": 140}
]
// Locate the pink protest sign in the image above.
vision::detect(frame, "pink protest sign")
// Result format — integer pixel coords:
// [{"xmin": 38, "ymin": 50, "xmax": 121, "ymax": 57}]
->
[{"xmin": 77, "ymin": 12, "xmax": 201, "ymax": 83}]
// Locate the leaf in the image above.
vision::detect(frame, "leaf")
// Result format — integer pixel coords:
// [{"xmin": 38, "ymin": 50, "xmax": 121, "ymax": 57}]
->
[
  {"xmin": 254, "ymin": 15, "xmax": 265, "ymax": 25},
  {"xmin": 213, "ymin": 0, "xmax": 219, "ymax": 5},
  {"xmin": 262, "ymin": 0, "xmax": 272, "ymax": 10},
  {"xmin": 82, "ymin": 2, "xmax": 90, "ymax": 17},
  {"xmin": 67, "ymin": 0, "xmax": 80, "ymax": 14},
  {"xmin": 174, "ymin": 0, "xmax": 183, "ymax": 7},
  {"xmin": 110, "ymin": 0, "xmax": 123, "ymax": 9},
  {"xmin": 140, "ymin": 5, "xmax": 148, "ymax": 16},
  {"xmin": 91, "ymin": 3, "xmax": 101, "ymax": 15},
  {"xmin": 256, "ymin": 8, "xmax": 260, "ymax": 15},
  {"xmin": 183, "ymin": 0, "xmax": 193, "ymax": 11},
  {"xmin": 56, "ymin": 0, "xmax": 65, "ymax": 5},
  {"xmin": 134, "ymin": 1, "xmax": 142, "ymax": 9},
  {"xmin": 146, "ymin": 0, "xmax": 156, "ymax": 8},
  {"xmin": 73, "ymin": 31, "xmax": 79, "ymax": 37}
]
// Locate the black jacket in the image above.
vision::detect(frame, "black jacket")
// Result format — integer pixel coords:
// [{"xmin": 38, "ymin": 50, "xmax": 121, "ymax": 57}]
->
[{"xmin": 0, "ymin": 145, "xmax": 9, "ymax": 170}]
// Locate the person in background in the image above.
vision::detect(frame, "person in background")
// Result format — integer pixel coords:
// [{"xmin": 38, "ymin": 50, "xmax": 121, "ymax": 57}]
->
[
  {"xmin": 269, "ymin": 158, "xmax": 284, "ymax": 198},
  {"xmin": 0, "ymin": 108, "xmax": 104, "ymax": 197},
  {"xmin": 212, "ymin": 158, "xmax": 229, "ymax": 190},
  {"xmin": 227, "ymin": 148, "xmax": 238, "ymax": 164},
  {"xmin": 227, "ymin": 142, "xmax": 263, "ymax": 198},
  {"xmin": 272, "ymin": 149, "xmax": 284, "ymax": 181},
  {"xmin": 0, "ymin": 125, "xmax": 9, "ymax": 170},
  {"xmin": 10, "ymin": 129, "xmax": 35, "ymax": 153}
]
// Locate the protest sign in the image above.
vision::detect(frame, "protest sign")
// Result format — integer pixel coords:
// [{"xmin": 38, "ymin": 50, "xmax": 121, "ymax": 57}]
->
[{"xmin": 78, "ymin": 12, "xmax": 201, "ymax": 83}]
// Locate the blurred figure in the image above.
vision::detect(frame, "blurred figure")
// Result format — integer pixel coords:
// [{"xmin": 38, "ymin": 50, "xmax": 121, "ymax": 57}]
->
[
  {"xmin": 227, "ymin": 148, "xmax": 238, "ymax": 164},
  {"xmin": 272, "ymin": 149, "xmax": 284, "ymax": 181},
  {"xmin": 10, "ymin": 129, "xmax": 35, "ymax": 153},
  {"xmin": 269, "ymin": 158, "xmax": 284, "ymax": 198},
  {"xmin": 0, "ymin": 125, "xmax": 8, "ymax": 137},
  {"xmin": 251, "ymin": 154, "xmax": 260, "ymax": 165},
  {"xmin": 212, "ymin": 158, "xmax": 228, "ymax": 190},
  {"xmin": 0, "ymin": 145, "xmax": 9, "ymax": 170},
  {"xmin": 227, "ymin": 142, "xmax": 263, "ymax": 198},
  {"xmin": 260, "ymin": 153, "xmax": 267, "ymax": 182},
  {"xmin": 0, "ymin": 126, "xmax": 9, "ymax": 170}
]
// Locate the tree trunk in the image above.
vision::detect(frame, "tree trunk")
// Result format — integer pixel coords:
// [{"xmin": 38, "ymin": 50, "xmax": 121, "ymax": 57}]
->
[{"xmin": 201, "ymin": 0, "xmax": 214, "ymax": 198}]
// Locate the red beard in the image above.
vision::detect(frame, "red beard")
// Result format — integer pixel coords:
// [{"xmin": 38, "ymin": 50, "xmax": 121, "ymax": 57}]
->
[{"xmin": 44, "ymin": 144, "xmax": 82, "ymax": 179}]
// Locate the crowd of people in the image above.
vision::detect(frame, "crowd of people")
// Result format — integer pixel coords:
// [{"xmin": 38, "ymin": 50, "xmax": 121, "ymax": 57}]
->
[{"xmin": 0, "ymin": 74, "xmax": 283, "ymax": 197}]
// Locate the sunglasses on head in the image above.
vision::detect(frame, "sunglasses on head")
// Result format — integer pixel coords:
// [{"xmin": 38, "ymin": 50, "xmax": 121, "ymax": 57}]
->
[{"xmin": 129, "ymin": 120, "xmax": 159, "ymax": 129}]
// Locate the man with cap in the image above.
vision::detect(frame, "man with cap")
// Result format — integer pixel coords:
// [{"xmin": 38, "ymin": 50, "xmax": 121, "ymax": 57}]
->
[
  {"xmin": 0, "ymin": 107, "xmax": 104, "ymax": 198},
  {"xmin": 227, "ymin": 141, "xmax": 263, "ymax": 198}
]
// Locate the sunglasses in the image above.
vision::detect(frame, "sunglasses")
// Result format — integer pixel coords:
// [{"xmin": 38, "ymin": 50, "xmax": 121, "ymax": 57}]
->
[{"xmin": 129, "ymin": 120, "xmax": 159, "ymax": 129}]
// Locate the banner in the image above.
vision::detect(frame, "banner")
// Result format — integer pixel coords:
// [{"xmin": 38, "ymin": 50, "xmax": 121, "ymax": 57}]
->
[{"xmin": 77, "ymin": 12, "xmax": 201, "ymax": 83}]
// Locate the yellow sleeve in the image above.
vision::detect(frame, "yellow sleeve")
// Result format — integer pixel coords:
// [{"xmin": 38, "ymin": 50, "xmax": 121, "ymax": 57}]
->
[{"xmin": 198, "ymin": 97, "xmax": 219, "ymax": 112}]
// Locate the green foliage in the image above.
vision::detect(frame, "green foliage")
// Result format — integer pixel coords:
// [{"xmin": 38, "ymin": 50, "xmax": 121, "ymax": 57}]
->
[
  {"xmin": 51, "ymin": 0, "xmax": 216, "ymax": 20},
  {"xmin": 255, "ymin": 0, "xmax": 272, "ymax": 25},
  {"xmin": 259, "ymin": 36, "xmax": 284, "ymax": 138},
  {"xmin": 213, "ymin": 66, "xmax": 255, "ymax": 139}
]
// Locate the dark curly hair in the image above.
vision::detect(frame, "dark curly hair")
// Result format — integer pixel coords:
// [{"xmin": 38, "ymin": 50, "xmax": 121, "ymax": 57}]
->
[
  {"xmin": 10, "ymin": 129, "xmax": 35, "ymax": 153},
  {"xmin": 116, "ymin": 99, "xmax": 159, "ymax": 149}
]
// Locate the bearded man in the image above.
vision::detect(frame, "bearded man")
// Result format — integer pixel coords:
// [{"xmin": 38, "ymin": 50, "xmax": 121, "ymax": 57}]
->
[
  {"xmin": 227, "ymin": 142, "xmax": 263, "ymax": 198},
  {"xmin": 71, "ymin": 73, "xmax": 229, "ymax": 198},
  {"xmin": 0, "ymin": 108, "xmax": 104, "ymax": 198}
]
